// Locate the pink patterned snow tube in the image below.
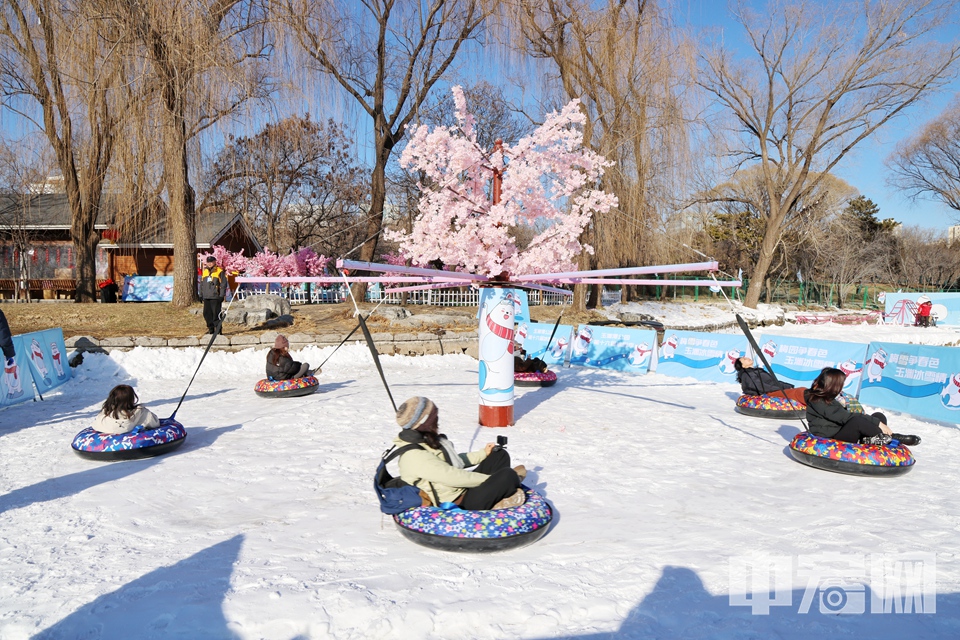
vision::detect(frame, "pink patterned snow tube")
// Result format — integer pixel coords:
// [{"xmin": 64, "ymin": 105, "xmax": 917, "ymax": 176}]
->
[{"xmin": 514, "ymin": 370, "xmax": 557, "ymax": 387}]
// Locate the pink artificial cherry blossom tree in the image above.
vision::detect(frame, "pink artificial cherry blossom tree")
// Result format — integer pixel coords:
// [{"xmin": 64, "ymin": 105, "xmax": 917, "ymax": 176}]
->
[
  {"xmin": 389, "ymin": 86, "xmax": 617, "ymax": 278},
  {"xmin": 389, "ymin": 87, "xmax": 617, "ymax": 426}
]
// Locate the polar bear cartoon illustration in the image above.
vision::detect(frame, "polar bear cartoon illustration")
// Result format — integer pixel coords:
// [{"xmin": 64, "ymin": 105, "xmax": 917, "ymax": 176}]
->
[
  {"xmin": 4, "ymin": 357, "xmax": 23, "ymax": 398},
  {"xmin": 550, "ymin": 337, "xmax": 568, "ymax": 359},
  {"xmin": 941, "ymin": 374, "xmax": 960, "ymax": 409},
  {"xmin": 660, "ymin": 334, "xmax": 679, "ymax": 359},
  {"xmin": 865, "ymin": 349, "xmax": 887, "ymax": 383},
  {"xmin": 718, "ymin": 349, "xmax": 742, "ymax": 375},
  {"xmin": 29, "ymin": 338, "xmax": 51, "ymax": 385},
  {"xmin": 50, "ymin": 342, "xmax": 66, "ymax": 379},
  {"xmin": 515, "ymin": 322, "xmax": 529, "ymax": 349},
  {"xmin": 837, "ymin": 359, "xmax": 862, "ymax": 388},
  {"xmin": 572, "ymin": 326, "xmax": 593, "ymax": 357},
  {"xmin": 479, "ymin": 294, "xmax": 515, "ymax": 391},
  {"xmin": 629, "ymin": 342, "xmax": 652, "ymax": 367},
  {"xmin": 761, "ymin": 340, "xmax": 778, "ymax": 361}
]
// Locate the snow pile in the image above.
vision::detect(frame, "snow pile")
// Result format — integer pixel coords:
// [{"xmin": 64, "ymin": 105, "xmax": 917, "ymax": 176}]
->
[{"xmin": 1, "ymin": 318, "xmax": 959, "ymax": 638}]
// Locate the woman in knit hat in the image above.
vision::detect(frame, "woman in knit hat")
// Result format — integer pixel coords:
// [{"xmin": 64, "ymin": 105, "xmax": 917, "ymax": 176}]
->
[
  {"xmin": 391, "ymin": 396, "xmax": 526, "ymax": 511},
  {"xmin": 265, "ymin": 334, "xmax": 315, "ymax": 380}
]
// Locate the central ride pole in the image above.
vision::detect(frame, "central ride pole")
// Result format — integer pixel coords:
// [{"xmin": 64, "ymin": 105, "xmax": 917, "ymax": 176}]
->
[{"xmin": 478, "ymin": 140, "xmax": 514, "ymax": 427}]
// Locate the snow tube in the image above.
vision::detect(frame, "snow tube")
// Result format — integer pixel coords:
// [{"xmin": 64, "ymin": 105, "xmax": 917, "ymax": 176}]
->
[
  {"xmin": 735, "ymin": 392, "xmax": 863, "ymax": 420},
  {"xmin": 71, "ymin": 418, "xmax": 187, "ymax": 461},
  {"xmin": 788, "ymin": 432, "xmax": 915, "ymax": 477},
  {"xmin": 393, "ymin": 486, "xmax": 553, "ymax": 552},
  {"xmin": 514, "ymin": 370, "xmax": 557, "ymax": 388},
  {"xmin": 254, "ymin": 375, "xmax": 320, "ymax": 398},
  {"xmin": 735, "ymin": 393, "xmax": 806, "ymax": 419}
]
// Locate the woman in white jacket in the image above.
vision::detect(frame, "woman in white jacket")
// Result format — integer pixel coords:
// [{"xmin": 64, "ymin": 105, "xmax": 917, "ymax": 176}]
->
[{"xmin": 93, "ymin": 384, "xmax": 160, "ymax": 434}]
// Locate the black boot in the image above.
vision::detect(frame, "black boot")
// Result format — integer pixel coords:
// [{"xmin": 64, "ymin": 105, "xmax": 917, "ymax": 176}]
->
[{"xmin": 891, "ymin": 433, "xmax": 921, "ymax": 446}]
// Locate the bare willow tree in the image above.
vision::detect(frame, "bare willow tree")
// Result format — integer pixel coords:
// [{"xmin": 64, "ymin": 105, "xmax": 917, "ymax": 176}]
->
[
  {"xmin": 278, "ymin": 0, "xmax": 490, "ymax": 296},
  {"xmin": 700, "ymin": 0, "xmax": 960, "ymax": 309},
  {"xmin": 888, "ymin": 97, "xmax": 960, "ymax": 214},
  {"xmin": 205, "ymin": 114, "xmax": 367, "ymax": 253},
  {"xmin": 0, "ymin": 0, "xmax": 135, "ymax": 301},
  {"xmin": 514, "ymin": 0, "xmax": 692, "ymax": 309},
  {"xmin": 114, "ymin": 0, "xmax": 271, "ymax": 306},
  {"xmin": 701, "ymin": 166, "xmax": 856, "ymax": 301}
]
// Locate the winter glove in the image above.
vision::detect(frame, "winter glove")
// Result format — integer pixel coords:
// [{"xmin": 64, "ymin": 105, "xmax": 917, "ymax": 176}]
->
[{"xmin": 5, "ymin": 356, "xmax": 14, "ymax": 367}]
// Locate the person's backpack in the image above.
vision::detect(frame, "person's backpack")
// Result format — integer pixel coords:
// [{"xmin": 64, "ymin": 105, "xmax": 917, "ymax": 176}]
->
[{"xmin": 374, "ymin": 444, "xmax": 428, "ymax": 514}]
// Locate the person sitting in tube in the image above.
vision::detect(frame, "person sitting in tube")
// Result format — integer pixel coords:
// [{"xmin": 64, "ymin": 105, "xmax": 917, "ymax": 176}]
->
[
  {"xmin": 392, "ymin": 396, "xmax": 527, "ymax": 511},
  {"xmin": 734, "ymin": 356, "xmax": 806, "ymax": 404},
  {"xmin": 265, "ymin": 334, "xmax": 316, "ymax": 380},
  {"xmin": 514, "ymin": 348, "xmax": 549, "ymax": 374},
  {"xmin": 93, "ymin": 384, "xmax": 161, "ymax": 434},
  {"xmin": 804, "ymin": 367, "xmax": 920, "ymax": 446}
]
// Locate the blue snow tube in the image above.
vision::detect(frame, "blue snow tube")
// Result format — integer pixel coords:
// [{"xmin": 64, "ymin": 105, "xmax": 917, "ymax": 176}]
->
[
  {"xmin": 393, "ymin": 486, "xmax": 553, "ymax": 552},
  {"xmin": 71, "ymin": 418, "xmax": 187, "ymax": 461}
]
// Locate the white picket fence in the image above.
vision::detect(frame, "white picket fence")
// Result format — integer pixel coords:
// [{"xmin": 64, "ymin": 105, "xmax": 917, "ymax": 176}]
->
[{"xmin": 233, "ymin": 284, "xmax": 572, "ymax": 307}]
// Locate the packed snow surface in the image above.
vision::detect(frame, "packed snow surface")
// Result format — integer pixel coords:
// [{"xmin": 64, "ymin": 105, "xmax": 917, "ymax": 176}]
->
[{"xmin": 2, "ymin": 304, "xmax": 959, "ymax": 639}]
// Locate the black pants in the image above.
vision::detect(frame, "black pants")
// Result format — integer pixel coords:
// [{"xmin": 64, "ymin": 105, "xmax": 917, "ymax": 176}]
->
[
  {"xmin": 203, "ymin": 298, "xmax": 223, "ymax": 334},
  {"xmin": 832, "ymin": 412, "xmax": 887, "ymax": 443},
  {"xmin": 459, "ymin": 448, "xmax": 521, "ymax": 511}
]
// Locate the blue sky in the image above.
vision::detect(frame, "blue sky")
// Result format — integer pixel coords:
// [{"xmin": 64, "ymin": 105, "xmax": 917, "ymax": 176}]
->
[
  {"xmin": 1, "ymin": 1, "xmax": 956, "ymax": 233},
  {"xmin": 682, "ymin": 0, "xmax": 960, "ymax": 232}
]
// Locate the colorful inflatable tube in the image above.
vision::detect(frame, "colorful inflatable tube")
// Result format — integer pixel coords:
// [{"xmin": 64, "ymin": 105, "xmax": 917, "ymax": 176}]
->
[
  {"xmin": 254, "ymin": 375, "xmax": 320, "ymax": 398},
  {"xmin": 393, "ymin": 487, "xmax": 553, "ymax": 552},
  {"xmin": 735, "ymin": 393, "xmax": 805, "ymax": 419},
  {"xmin": 788, "ymin": 432, "xmax": 915, "ymax": 477},
  {"xmin": 736, "ymin": 392, "xmax": 863, "ymax": 420},
  {"xmin": 72, "ymin": 418, "xmax": 187, "ymax": 461},
  {"xmin": 514, "ymin": 370, "xmax": 558, "ymax": 388}
]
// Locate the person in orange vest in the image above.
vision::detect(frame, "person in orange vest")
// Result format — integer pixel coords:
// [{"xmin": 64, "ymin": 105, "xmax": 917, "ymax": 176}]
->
[{"xmin": 199, "ymin": 255, "xmax": 227, "ymax": 335}]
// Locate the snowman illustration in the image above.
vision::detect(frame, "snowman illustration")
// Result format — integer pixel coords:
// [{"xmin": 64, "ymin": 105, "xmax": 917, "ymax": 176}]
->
[
  {"xmin": 761, "ymin": 340, "xmax": 778, "ymax": 361},
  {"xmin": 29, "ymin": 338, "xmax": 51, "ymax": 385},
  {"xmin": 550, "ymin": 336, "xmax": 568, "ymax": 359},
  {"xmin": 628, "ymin": 342, "xmax": 652, "ymax": 367},
  {"xmin": 865, "ymin": 348, "xmax": 887, "ymax": 383},
  {"xmin": 718, "ymin": 349, "xmax": 742, "ymax": 375},
  {"xmin": 659, "ymin": 334, "xmax": 679, "ymax": 359},
  {"xmin": 4, "ymin": 357, "xmax": 23, "ymax": 398},
  {"xmin": 50, "ymin": 342, "xmax": 65, "ymax": 379},
  {"xmin": 572, "ymin": 326, "xmax": 593, "ymax": 358},
  {"xmin": 940, "ymin": 373, "xmax": 960, "ymax": 409},
  {"xmin": 478, "ymin": 292, "xmax": 515, "ymax": 392}
]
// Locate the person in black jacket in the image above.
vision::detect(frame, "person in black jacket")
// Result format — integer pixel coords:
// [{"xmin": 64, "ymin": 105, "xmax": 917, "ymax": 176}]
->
[
  {"xmin": 804, "ymin": 368, "xmax": 920, "ymax": 446},
  {"xmin": 0, "ymin": 309, "xmax": 15, "ymax": 364},
  {"xmin": 265, "ymin": 334, "xmax": 315, "ymax": 380},
  {"xmin": 199, "ymin": 255, "xmax": 228, "ymax": 334},
  {"xmin": 734, "ymin": 356, "xmax": 806, "ymax": 404}
]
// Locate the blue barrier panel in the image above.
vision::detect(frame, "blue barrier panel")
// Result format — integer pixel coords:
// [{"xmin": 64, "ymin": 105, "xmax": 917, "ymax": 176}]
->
[
  {"xmin": 859, "ymin": 341, "xmax": 960, "ymax": 422},
  {"xmin": 123, "ymin": 275, "xmax": 174, "ymax": 302},
  {"xmin": 884, "ymin": 292, "xmax": 960, "ymax": 326},
  {"xmin": 1, "ymin": 335, "xmax": 35, "ymax": 407},
  {"xmin": 755, "ymin": 334, "xmax": 868, "ymax": 394},
  {"xmin": 517, "ymin": 322, "xmax": 573, "ymax": 367},
  {"xmin": 569, "ymin": 325, "xmax": 657, "ymax": 373},
  {"xmin": 654, "ymin": 330, "xmax": 749, "ymax": 383},
  {"xmin": 21, "ymin": 328, "xmax": 71, "ymax": 394}
]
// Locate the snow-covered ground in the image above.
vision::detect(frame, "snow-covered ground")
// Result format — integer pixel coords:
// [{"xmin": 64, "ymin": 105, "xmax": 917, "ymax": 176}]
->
[{"xmin": 2, "ymin": 304, "xmax": 960, "ymax": 639}]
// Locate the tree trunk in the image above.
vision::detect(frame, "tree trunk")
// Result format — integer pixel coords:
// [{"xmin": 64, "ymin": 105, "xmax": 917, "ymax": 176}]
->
[
  {"xmin": 164, "ymin": 95, "xmax": 197, "ymax": 307},
  {"xmin": 351, "ymin": 134, "xmax": 392, "ymax": 302},
  {"xmin": 743, "ymin": 214, "xmax": 783, "ymax": 308}
]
